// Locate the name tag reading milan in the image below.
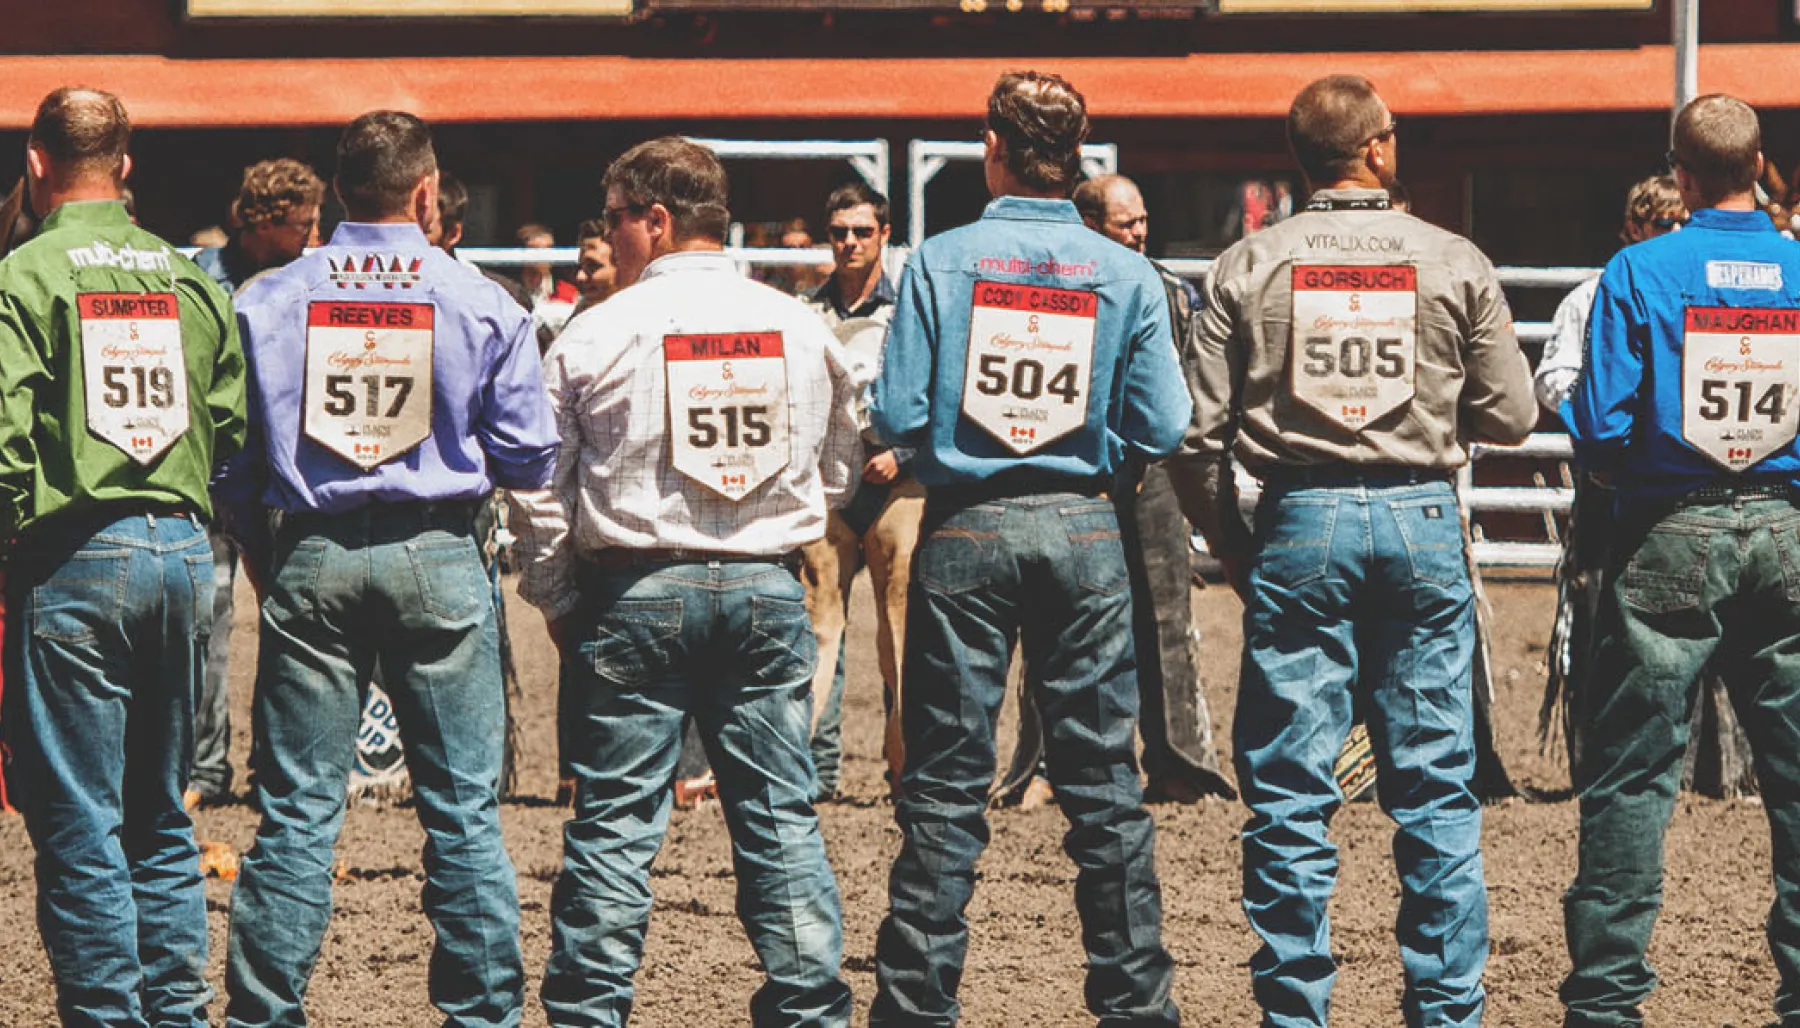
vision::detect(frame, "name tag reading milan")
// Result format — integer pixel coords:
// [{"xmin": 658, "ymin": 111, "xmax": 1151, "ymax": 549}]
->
[
  {"xmin": 1290, "ymin": 265, "xmax": 1418, "ymax": 433},
  {"xmin": 665, "ymin": 332, "xmax": 791, "ymax": 500},
  {"xmin": 1681, "ymin": 306, "xmax": 1800, "ymax": 471},
  {"xmin": 961, "ymin": 280, "xmax": 1097, "ymax": 454},
  {"xmin": 304, "ymin": 301, "xmax": 435, "ymax": 470},
  {"xmin": 80, "ymin": 292, "xmax": 190, "ymax": 464}
]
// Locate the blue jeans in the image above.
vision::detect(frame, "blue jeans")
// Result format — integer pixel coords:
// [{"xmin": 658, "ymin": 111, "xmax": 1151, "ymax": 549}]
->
[
  {"xmin": 1562, "ymin": 497, "xmax": 1800, "ymax": 1026},
  {"xmin": 225, "ymin": 503, "xmax": 523, "ymax": 1027},
  {"xmin": 1236, "ymin": 477, "xmax": 1486, "ymax": 1027},
  {"xmin": 4, "ymin": 512, "xmax": 215, "ymax": 1027},
  {"xmin": 544, "ymin": 558, "xmax": 851, "ymax": 1028},
  {"xmin": 872, "ymin": 492, "xmax": 1178, "ymax": 1028},
  {"xmin": 190, "ymin": 525, "xmax": 237, "ymax": 800}
]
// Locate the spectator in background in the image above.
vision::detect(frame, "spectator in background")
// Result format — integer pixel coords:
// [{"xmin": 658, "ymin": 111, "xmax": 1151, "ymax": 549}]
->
[
  {"xmin": 435, "ymin": 172, "xmax": 532, "ymax": 310},
  {"xmin": 190, "ymin": 224, "xmax": 229, "ymax": 248},
  {"xmin": 517, "ymin": 221, "xmax": 579, "ymax": 345},
  {"xmin": 194, "ymin": 157, "xmax": 324, "ymax": 293},
  {"xmin": 188, "ymin": 156, "xmax": 325, "ymax": 810},
  {"xmin": 570, "ymin": 217, "xmax": 617, "ymax": 319},
  {"xmin": 772, "ymin": 215, "xmax": 830, "ymax": 295}
]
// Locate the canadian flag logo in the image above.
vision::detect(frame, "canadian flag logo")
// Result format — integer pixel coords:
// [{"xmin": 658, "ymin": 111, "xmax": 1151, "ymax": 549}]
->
[
  {"xmin": 354, "ymin": 442, "xmax": 381, "ymax": 458},
  {"xmin": 1342, "ymin": 405, "xmax": 1368, "ymax": 420},
  {"xmin": 722, "ymin": 473, "xmax": 747, "ymax": 490},
  {"xmin": 1729, "ymin": 447, "xmax": 1753, "ymax": 462},
  {"xmin": 132, "ymin": 435, "xmax": 153, "ymax": 451}
]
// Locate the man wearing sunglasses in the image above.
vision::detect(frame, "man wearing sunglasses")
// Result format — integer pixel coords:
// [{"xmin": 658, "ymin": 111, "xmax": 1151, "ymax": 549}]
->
[
  {"xmin": 1175, "ymin": 74, "xmax": 1535, "ymax": 1025},
  {"xmin": 798, "ymin": 182, "xmax": 916, "ymax": 799}
]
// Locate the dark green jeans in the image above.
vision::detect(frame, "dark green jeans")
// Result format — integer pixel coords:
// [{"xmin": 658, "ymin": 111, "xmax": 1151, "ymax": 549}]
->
[{"xmin": 1563, "ymin": 495, "xmax": 1800, "ymax": 1026}]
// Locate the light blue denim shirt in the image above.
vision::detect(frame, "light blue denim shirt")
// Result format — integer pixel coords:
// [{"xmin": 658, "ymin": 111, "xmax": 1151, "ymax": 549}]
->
[{"xmin": 870, "ymin": 195, "xmax": 1191, "ymax": 485}]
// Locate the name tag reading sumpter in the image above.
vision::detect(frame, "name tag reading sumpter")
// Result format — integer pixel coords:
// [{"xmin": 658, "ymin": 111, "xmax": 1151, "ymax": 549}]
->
[
  {"xmin": 1289, "ymin": 265, "xmax": 1418, "ymax": 433},
  {"xmin": 304, "ymin": 301, "xmax": 435, "ymax": 471},
  {"xmin": 1681, "ymin": 306, "xmax": 1800, "ymax": 472},
  {"xmin": 665, "ymin": 332, "xmax": 792, "ymax": 501},
  {"xmin": 961, "ymin": 280, "xmax": 1097, "ymax": 455},
  {"xmin": 80, "ymin": 292, "xmax": 190, "ymax": 465}
]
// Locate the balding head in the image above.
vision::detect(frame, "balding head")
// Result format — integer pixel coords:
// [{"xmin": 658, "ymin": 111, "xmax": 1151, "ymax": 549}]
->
[
  {"xmin": 1072, "ymin": 174, "xmax": 1149, "ymax": 252},
  {"xmin": 1672, "ymin": 94, "xmax": 1763, "ymax": 208},
  {"xmin": 26, "ymin": 87, "xmax": 131, "ymax": 216}
]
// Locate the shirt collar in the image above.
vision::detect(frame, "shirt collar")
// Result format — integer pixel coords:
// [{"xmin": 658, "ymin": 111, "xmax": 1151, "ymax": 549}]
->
[
  {"xmin": 809, "ymin": 265, "xmax": 896, "ymax": 318},
  {"xmin": 1687, "ymin": 207, "xmax": 1779, "ymax": 233},
  {"xmin": 980, "ymin": 195, "xmax": 1082, "ymax": 224},
  {"xmin": 638, "ymin": 249, "xmax": 737, "ymax": 283},
  {"xmin": 40, "ymin": 199, "xmax": 133, "ymax": 234},
  {"xmin": 1303, "ymin": 187, "xmax": 1392, "ymax": 212},
  {"xmin": 325, "ymin": 221, "xmax": 433, "ymax": 249}
]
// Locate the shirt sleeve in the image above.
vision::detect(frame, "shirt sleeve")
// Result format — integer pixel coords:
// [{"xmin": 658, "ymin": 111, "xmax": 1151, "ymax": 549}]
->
[
  {"xmin": 1535, "ymin": 279, "xmax": 1595, "ymax": 416},
  {"xmin": 1457, "ymin": 242, "xmax": 1539, "ymax": 446},
  {"xmin": 197, "ymin": 276, "xmax": 248, "ymax": 468},
  {"xmin": 869, "ymin": 254, "xmax": 935, "ymax": 449},
  {"xmin": 1567, "ymin": 254, "xmax": 1641, "ymax": 472},
  {"xmin": 0, "ymin": 278, "xmax": 47, "ymax": 546},
  {"xmin": 1114, "ymin": 269, "xmax": 1192, "ymax": 461},
  {"xmin": 478, "ymin": 301, "xmax": 560, "ymax": 491},
  {"xmin": 507, "ymin": 342, "xmax": 582, "ymax": 622},
  {"xmin": 1165, "ymin": 255, "xmax": 1253, "ymax": 566},
  {"xmin": 818, "ymin": 331, "xmax": 864, "ymax": 510},
  {"xmin": 212, "ymin": 303, "xmax": 273, "ymax": 580}
]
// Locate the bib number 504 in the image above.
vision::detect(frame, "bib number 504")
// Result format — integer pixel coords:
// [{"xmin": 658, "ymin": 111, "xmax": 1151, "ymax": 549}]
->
[
  {"xmin": 688, "ymin": 405, "xmax": 773, "ymax": 448},
  {"xmin": 1697, "ymin": 378, "xmax": 1788, "ymax": 422},
  {"xmin": 974, "ymin": 354, "xmax": 1081, "ymax": 404}
]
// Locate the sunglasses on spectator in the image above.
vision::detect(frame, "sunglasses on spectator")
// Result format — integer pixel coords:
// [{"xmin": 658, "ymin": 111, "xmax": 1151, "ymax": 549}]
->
[
  {"xmin": 828, "ymin": 225, "xmax": 879, "ymax": 242},
  {"xmin": 1650, "ymin": 215, "xmax": 1689, "ymax": 230}
]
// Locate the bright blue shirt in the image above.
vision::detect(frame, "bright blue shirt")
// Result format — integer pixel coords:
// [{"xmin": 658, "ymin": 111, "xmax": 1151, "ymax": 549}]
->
[
  {"xmin": 221, "ymin": 220, "xmax": 558, "ymax": 516},
  {"xmin": 869, "ymin": 195, "xmax": 1191, "ymax": 485},
  {"xmin": 1566, "ymin": 207, "xmax": 1800, "ymax": 506}
]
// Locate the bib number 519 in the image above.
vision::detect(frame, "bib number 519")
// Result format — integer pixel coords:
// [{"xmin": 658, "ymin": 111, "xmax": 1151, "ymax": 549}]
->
[
  {"xmin": 974, "ymin": 354, "xmax": 1081, "ymax": 404},
  {"xmin": 101, "ymin": 365, "xmax": 176, "ymax": 409}
]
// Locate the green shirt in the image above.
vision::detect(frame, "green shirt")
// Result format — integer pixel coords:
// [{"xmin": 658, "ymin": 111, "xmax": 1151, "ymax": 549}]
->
[{"xmin": 0, "ymin": 200, "xmax": 247, "ymax": 548}]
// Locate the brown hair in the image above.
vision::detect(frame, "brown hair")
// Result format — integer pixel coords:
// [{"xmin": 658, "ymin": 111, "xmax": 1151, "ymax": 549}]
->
[
  {"xmin": 29, "ymin": 87, "xmax": 130, "ymax": 182},
  {"xmin": 1287, "ymin": 75, "xmax": 1389, "ymax": 184},
  {"xmin": 987, "ymin": 71, "xmax": 1090, "ymax": 194},
  {"xmin": 1623, "ymin": 173, "xmax": 1685, "ymax": 229},
  {"xmin": 601, "ymin": 137, "xmax": 731, "ymax": 241},
  {"xmin": 437, "ymin": 171, "xmax": 469, "ymax": 232},
  {"xmin": 516, "ymin": 222, "xmax": 553, "ymax": 246},
  {"xmin": 233, "ymin": 158, "xmax": 324, "ymax": 229},
  {"xmin": 825, "ymin": 182, "xmax": 888, "ymax": 228},
  {"xmin": 576, "ymin": 218, "xmax": 606, "ymax": 244},
  {"xmin": 334, "ymin": 110, "xmax": 437, "ymax": 221},
  {"xmin": 1672, "ymin": 94, "xmax": 1761, "ymax": 203}
]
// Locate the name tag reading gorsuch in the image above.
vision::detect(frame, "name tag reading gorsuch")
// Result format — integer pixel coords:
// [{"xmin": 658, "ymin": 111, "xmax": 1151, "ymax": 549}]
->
[
  {"xmin": 304, "ymin": 301, "xmax": 435, "ymax": 471},
  {"xmin": 1682, "ymin": 306, "xmax": 1800, "ymax": 472},
  {"xmin": 961, "ymin": 280, "xmax": 1097, "ymax": 455},
  {"xmin": 665, "ymin": 332, "xmax": 791, "ymax": 501},
  {"xmin": 80, "ymin": 292, "xmax": 190, "ymax": 465},
  {"xmin": 1289, "ymin": 265, "xmax": 1418, "ymax": 433}
]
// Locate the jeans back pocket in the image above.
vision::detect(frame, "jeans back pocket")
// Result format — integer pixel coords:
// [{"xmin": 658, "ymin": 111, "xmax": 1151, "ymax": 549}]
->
[
  {"xmin": 588, "ymin": 597, "xmax": 685, "ymax": 690},
  {"xmin": 1388, "ymin": 494, "xmax": 1467, "ymax": 589},
  {"xmin": 1254, "ymin": 494, "xmax": 1338, "ymax": 590}
]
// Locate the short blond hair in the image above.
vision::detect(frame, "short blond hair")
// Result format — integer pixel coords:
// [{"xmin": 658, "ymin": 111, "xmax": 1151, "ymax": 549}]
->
[
  {"xmin": 1623, "ymin": 173, "xmax": 1684, "ymax": 229},
  {"xmin": 233, "ymin": 158, "xmax": 324, "ymax": 229}
]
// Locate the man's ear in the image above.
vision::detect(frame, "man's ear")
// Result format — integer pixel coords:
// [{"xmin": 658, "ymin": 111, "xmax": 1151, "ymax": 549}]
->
[
  {"xmin": 983, "ymin": 129, "xmax": 1004, "ymax": 166},
  {"xmin": 119, "ymin": 153, "xmax": 133, "ymax": 184},
  {"xmin": 25, "ymin": 144, "xmax": 47, "ymax": 186},
  {"xmin": 646, "ymin": 202, "xmax": 674, "ymax": 245},
  {"xmin": 443, "ymin": 221, "xmax": 464, "ymax": 250}
]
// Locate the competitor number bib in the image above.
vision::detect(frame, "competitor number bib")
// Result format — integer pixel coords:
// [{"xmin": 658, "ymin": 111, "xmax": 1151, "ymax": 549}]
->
[
  {"xmin": 1290, "ymin": 265, "xmax": 1418, "ymax": 433},
  {"xmin": 962, "ymin": 280, "xmax": 1097, "ymax": 454},
  {"xmin": 80, "ymin": 292, "xmax": 190, "ymax": 464},
  {"xmin": 304, "ymin": 301, "xmax": 434, "ymax": 471},
  {"xmin": 665, "ymin": 332, "xmax": 791, "ymax": 500},
  {"xmin": 1682, "ymin": 306, "xmax": 1800, "ymax": 471}
]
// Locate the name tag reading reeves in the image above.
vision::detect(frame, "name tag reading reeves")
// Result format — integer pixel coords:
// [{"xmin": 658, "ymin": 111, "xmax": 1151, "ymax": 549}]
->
[
  {"xmin": 304, "ymin": 301, "xmax": 435, "ymax": 471},
  {"xmin": 1289, "ymin": 265, "xmax": 1418, "ymax": 433},
  {"xmin": 962, "ymin": 280, "xmax": 1097, "ymax": 455},
  {"xmin": 80, "ymin": 292, "xmax": 190, "ymax": 465},
  {"xmin": 1682, "ymin": 306, "xmax": 1800, "ymax": 472},
  {"xmin": 665, "ymin": 332, "xmax": 791, "ymax": 501}
]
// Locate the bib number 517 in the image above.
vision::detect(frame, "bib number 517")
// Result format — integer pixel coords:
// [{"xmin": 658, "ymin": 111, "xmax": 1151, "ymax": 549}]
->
[{"xmin": 974, "ymin": 354, "xmax": 1081, "ymax": 404}]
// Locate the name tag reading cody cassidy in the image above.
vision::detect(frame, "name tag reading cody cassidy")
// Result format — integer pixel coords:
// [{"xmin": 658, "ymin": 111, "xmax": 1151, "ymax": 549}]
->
[
  {"xmin": 1289, "ymin": 265, "xmax": 1418, "ymax": 433},
  {"xmin": 304, "ymin": 301, "xmax": 435, "ymax": 471},
  {"xmin": 80, "ymin": 292, "xmax": 190, "ymax": 464},
  {"xmin": 665, "ymin": 332, "xmax": 792, "ymax": 500},
  {"xmin": 961, "ymin": 280, "xmax": 1096, "ymax": 454},
  {"xmin": 1682, "ymin": 306, "xmax": 1800, "ymax": 472}
]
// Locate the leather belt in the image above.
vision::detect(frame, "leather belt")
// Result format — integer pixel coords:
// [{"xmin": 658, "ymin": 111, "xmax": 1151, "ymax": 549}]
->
[{"xmin": 581, "ymin": 547, "xmax": 802, "ymax": 572}]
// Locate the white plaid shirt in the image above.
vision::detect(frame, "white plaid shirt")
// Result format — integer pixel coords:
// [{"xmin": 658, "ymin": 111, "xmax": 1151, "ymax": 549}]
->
[{"xmin": 509, "ymin": 250, "xmax": 863, "ymax": 621}]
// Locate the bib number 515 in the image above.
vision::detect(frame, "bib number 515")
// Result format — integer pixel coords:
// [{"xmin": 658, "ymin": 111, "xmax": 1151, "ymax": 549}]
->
[
  {"xmin": 974, "ymin": 354, "xmax": 1081, "ymax": 404},
  {"xmin": 687, "ymin": 404, "xmax": 773, "ymax": 448}
]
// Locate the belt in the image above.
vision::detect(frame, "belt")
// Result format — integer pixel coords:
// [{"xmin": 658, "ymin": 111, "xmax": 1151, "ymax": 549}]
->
[
  {"xmin": 1257, "ymin": 464, "xmax": 1453, "ymax": 488},
  {"xmin": 928, "ymin": 470, "xmax": 1110, "ymax": 506},
  {"xmin": 581, "ymin": 547, "xmax": 802, "ymax": 573},
  {"xmin": 279, "ymin": 499, "xmax": 480, "ymax": 535},
  {"xmin": 1676, "ymin": 481, "xmax": 1795, "ymax": 506}
]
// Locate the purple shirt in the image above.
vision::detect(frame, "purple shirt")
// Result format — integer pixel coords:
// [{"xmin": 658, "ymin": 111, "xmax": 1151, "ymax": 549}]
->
[{"xmin": 221, "ymin": 221, "xmax": 557, "ymax": 515}]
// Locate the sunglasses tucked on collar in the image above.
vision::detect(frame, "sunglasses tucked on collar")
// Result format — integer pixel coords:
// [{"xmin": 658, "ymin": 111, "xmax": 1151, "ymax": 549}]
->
[{"xmin": 828, "ymin": 225, "xmax": 879, "ymax": 242}]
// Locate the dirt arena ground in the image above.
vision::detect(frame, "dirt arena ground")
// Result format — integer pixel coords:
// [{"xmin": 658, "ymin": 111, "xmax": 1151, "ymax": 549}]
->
[{"xmin": 0, "ymin": 573, "xmax": 1786, "ymax": 1026}]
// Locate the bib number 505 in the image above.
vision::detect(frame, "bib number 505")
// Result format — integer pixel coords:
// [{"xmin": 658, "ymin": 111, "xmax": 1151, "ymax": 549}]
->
[{"xmin": 1300, "ymin": 336, "xmax": 1408, "ymax": 380}]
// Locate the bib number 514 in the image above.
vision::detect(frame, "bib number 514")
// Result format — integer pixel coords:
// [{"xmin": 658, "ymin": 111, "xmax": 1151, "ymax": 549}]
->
[{"xmin": 1696, "ymin": 378, "xmax": 1787, "ymax": 423}]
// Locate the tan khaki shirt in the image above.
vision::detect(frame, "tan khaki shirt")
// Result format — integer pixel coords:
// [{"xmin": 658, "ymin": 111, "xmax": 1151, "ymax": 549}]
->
[{"xmin": 1168, "ymin": 188, "xmax": 1536, "ymax": 558}]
